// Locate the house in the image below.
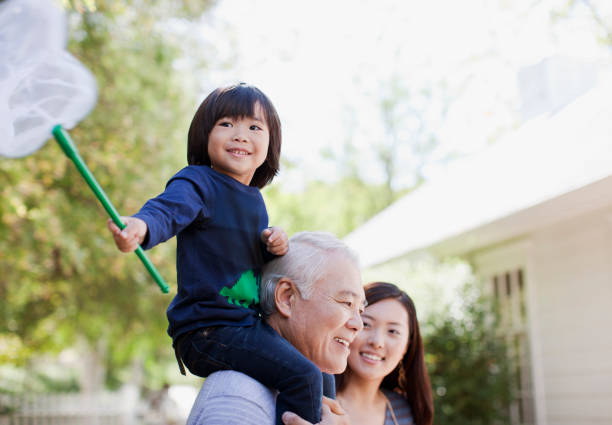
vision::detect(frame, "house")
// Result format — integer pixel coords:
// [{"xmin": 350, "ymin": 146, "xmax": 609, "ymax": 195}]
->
[{"xmin": 344, "ymin": 71, "xmax": 612, "ymax": 425}]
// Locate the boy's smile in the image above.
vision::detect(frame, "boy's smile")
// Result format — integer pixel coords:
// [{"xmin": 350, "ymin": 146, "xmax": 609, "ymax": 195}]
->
[
  {"xmin": 207, "ymin": 102, "xmax": 270, "ymax": 185},
  {"xmin": 227, "ymin": 148, "xmax": 250, "ymax": 156}
]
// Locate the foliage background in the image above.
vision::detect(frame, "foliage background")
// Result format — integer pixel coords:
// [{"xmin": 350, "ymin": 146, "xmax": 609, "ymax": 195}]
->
[
  {"xmin": 3, "ymin": 0, "xmax": 610, "ymax": 422},
  {"xmin": 424, "ymin": 283, "xmax": 513, "ymax": 425},
  {"xmin": 1, "ymin": 0, "xmax": 213, "ymax": 391}
]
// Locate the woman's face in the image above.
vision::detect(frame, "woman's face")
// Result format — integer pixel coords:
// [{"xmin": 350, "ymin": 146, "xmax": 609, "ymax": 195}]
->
[{"xmin": 346, "ymin": 298, "xmax": 410, "ymax": 382}]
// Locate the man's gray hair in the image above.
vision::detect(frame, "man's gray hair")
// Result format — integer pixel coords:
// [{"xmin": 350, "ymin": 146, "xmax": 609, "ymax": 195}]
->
[{"xmin": 259, "ymin": 231, "xmax": 359, "ymax": 318}]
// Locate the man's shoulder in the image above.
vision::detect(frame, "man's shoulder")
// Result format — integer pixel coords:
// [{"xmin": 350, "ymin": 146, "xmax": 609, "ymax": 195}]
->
[
  {"xmin": 202, "ymin": 370, "xmax": 275, "ymax": 399},
  {"xmin": 187, "ymin": 371, "xmax": 275, "ymax": 425}
]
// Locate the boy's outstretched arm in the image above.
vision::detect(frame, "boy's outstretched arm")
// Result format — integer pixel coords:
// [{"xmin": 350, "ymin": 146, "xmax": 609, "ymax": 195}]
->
[
  {"xmin": 261, "ymin": 226, "xmax": 289, "ymax": 256},
  {"xmin": 107, "ymin": 216, "xmax": 148, "ymax": 253}
]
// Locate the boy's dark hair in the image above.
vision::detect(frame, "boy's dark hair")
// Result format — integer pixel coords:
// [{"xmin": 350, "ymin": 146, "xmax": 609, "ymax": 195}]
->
[{"xmin": 187, "ymin": 83, "xmax": 281, "ymax": 188}]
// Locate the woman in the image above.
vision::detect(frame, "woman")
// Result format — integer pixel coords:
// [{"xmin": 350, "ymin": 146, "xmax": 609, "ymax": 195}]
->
[{"xmin": 335, "ymin": 282, "xmax": 433, "ymax": 425}]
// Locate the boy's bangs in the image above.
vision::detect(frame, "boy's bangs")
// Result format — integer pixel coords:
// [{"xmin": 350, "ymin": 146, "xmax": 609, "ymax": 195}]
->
[{"xmin": 214, "ymin": 87, "xmax": 270, "ymax": 123}]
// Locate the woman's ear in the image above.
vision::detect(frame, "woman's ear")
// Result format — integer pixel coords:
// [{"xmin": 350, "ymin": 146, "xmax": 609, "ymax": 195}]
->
[{"xmin": 274, "ymin": 278, "xmax": 297, "ymax": 318}]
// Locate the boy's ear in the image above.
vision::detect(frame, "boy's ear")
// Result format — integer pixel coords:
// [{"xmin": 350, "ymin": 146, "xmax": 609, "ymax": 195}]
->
[{"xmin": 274, "ymin": 278, "xmax": 297, "ymax": 318}]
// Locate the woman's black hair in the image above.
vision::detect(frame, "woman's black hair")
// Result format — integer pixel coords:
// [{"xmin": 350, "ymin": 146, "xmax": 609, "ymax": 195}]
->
[
  {"xmin": 336, "ymin": 282, "xmax": 434, "ymax": 425},
  {"xmin": 187, "ymin": 82, "xmax": 281, "ymax": 188}
]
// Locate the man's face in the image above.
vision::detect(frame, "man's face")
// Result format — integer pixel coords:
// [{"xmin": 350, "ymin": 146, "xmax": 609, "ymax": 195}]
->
[{"xmin": 287, "ymin": 253, "xmax": 365, "ymax": 374}]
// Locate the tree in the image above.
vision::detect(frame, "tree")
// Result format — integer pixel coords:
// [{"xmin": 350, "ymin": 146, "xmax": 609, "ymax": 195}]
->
[
  {"xmin": 565, "ymin": 1, "xmax": 612, "ymax": 45},
  {"xmin": 0, "ymin": 0, "xmax": 214, "ymax": 391},
  {"xmin": 376, "ymin": 73, "xmax": 451, "ymax": 196},
  {"xmin": 424, "ymin": 282, "xmax": 512, "ymax": 425},
  {"xmin": 264, "ymin": 176, "xmax": 408, "ymax": 238}
]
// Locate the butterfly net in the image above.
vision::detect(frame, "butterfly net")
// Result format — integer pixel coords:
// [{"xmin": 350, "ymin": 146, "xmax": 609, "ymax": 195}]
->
[{"xmin": 0, "ymin": 0, "xmax": 97, "ymax": 158}]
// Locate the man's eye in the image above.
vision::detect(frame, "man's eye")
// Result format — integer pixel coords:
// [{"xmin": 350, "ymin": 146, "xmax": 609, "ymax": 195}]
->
[{"xmin": 336, "ymin": 300, "xmax": 353, "ymax": 308}]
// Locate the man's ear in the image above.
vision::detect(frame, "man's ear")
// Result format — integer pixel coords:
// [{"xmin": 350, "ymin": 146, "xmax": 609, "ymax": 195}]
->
[{"xmin": 274, "ymin": 278, "xmax": 297, "ymax": 318}]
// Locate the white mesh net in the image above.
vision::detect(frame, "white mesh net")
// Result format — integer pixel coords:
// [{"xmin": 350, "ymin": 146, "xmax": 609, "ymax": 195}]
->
[{"xmin": 0, "ymin": 0, "xmax": 97, "ymax": 158}]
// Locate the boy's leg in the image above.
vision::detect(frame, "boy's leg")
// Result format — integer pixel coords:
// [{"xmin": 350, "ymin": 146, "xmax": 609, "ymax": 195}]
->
[
  {"xmin": 322, "ymin": 373, "xmax": 336, "ymax": 399},
  {"xmin": 178, "ymin": 320, "xmax": 323, "ymax": 425},
  {"xmin": 177, "ymin": 326, "xmax": 233, "ymax": 377}
]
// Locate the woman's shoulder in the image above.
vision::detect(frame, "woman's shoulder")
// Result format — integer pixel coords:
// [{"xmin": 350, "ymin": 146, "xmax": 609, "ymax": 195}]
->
[{"xmin": 382, "ymin": 388, "xmax": 414, "ymax": 425}]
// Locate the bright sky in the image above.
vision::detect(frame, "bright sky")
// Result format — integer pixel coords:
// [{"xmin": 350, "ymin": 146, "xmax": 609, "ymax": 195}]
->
[{"xmin": 172, "ymin": 0, "xmax": 611, "ymax": 190}]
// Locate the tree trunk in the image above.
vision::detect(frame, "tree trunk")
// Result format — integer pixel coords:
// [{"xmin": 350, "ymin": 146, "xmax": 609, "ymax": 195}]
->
[{"xmin": 76, "ymin": 336, "xmax": 107, "ymax": 393}]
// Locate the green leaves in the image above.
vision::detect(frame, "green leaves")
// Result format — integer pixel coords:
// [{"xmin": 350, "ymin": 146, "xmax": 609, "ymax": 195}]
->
[
  {"xmin": 0, "ymin": 0, "xmax": 210, "ymax": 389},
  {"xmin": 264, "ymin": 177, "xmax": 405, "ymax": 238},
  {"xmin": 424, "ymin": 284, "xmax": 512, "ymax": 425}
]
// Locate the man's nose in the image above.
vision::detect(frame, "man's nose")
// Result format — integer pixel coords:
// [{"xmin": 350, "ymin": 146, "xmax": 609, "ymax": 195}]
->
[{"xmin": 347, "ymin": 310, "xmax": 363, "ymax": 332}]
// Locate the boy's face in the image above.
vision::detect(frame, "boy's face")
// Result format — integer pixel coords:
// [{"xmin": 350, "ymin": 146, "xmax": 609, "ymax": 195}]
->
[{"xmin": 207, "ymin": 102, "xmax": 270, "ymax": 185}]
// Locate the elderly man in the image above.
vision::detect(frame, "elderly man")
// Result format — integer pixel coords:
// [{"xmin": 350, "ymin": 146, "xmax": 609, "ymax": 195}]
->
[{"xmin": 186, "ymin": 231, "xmax": 365, "ymax": 425}]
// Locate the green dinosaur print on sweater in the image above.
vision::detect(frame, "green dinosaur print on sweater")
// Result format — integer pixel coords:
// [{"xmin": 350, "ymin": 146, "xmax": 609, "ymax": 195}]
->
[{"xmin": 219, "ymin": 269, "xmax": 260, "ymax": 308}]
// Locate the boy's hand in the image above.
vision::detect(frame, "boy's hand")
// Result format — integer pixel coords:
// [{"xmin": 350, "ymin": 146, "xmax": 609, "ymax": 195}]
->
[
  {"xmin": 107, "ymin": 216, "xmax": 147, "ymax": 252},
  {"xmin": 261, "ymin": 226, "xmax": 288, "ymax": 256},
  {"xmin": 282, "ymin": 397, "xmax": 349, "ymax": 425}
]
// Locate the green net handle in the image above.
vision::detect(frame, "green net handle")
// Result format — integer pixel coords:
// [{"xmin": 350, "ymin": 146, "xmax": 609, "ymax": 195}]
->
[{"xmin": 52, "ymin": 125, "xmax": 169, "ymax": 293}]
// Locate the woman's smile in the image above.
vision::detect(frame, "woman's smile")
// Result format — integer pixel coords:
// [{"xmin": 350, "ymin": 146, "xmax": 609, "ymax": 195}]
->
[{"xmin": 359, "ymin": 351, "xmax": 384, "ymax": 363}]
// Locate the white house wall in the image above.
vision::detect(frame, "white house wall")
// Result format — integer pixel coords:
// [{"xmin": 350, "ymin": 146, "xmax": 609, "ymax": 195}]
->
[
  {"xmin": 475, "ymin": 207, "xmax": 612, "ymax": 425},
  {"xmin": 530, "ymin": 207, "xmax": 612, "ymax": 425}
]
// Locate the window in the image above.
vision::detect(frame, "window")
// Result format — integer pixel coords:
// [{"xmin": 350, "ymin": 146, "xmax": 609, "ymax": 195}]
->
[{"xmin": 491, "ymin": 269, "xmax": 536, "ymax": 425}]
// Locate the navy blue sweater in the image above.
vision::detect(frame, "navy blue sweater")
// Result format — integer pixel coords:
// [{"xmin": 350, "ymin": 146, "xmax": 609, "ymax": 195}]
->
[{"xmin": 134, "ymin": 166, "xmax": 271, "ymax": 343}]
